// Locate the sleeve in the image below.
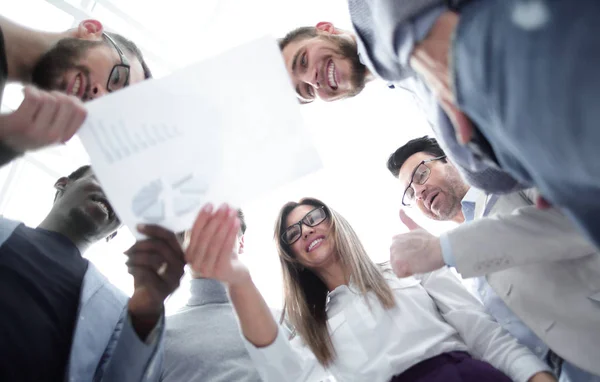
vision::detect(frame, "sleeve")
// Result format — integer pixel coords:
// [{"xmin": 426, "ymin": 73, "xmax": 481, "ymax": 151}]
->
[
  {"xmin": 439, "ymin": 232, "xmax": 457, "ymax": 266},
  {"xmin": 447, "ymin": 206, "xmax": 597, "ymax": 278},
  {"xmin": 242, "ymin": 325, "xmax": 324, "ymax": 382},
  {"xmin": 0, "ymin": 142, "xmax": 23, "ymax": 169},
  {"xmin": 419, "ymin": 268, "xmax": 551, "ymax": 382},
  {"xmin": 393, "ymin": 5, "xmax": 446, "ymax": 77},
  {"xmin": 97, "ymin": 310, "xmax": 165, "ymax": 382}
]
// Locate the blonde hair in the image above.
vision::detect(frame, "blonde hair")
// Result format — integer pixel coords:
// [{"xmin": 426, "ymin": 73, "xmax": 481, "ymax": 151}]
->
[{"xmin": 274, "ymin": 197, "xmax": 395, "ymax": 366}]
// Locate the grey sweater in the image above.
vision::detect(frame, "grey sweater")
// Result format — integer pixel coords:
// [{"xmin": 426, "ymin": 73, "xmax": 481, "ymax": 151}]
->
[{"xmin": 160, "ymin": 278, "xmax": 263, "ymax": 382}]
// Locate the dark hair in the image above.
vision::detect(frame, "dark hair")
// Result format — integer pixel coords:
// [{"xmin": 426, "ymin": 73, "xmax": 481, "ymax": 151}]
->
[
  {"xmin": 386, "ymin": 136, "xmax": 447, "ymax": 177},
  {"xmin": 278, "ymin": 26, "xmax": 318, "ymax": 51},
  {"xmin": 106, "ymin": 32, "xmax": 152, "ymax": 79},
  {"xmin": 176, "ymin": 208, "xmax": 247, "ymax": 247},
  {"xmin": 54, "ymin": 164, "xmax": 92, "ymax": 202},
  {"xmin": 237, "ymin": 209, "xmax": 247, "ymax": 235}
]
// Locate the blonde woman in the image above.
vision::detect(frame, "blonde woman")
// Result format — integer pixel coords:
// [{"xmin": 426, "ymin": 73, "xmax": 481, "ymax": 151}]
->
[{"xmin": 185, "ymin": 200, "xmax": 555, "ymax": 382}]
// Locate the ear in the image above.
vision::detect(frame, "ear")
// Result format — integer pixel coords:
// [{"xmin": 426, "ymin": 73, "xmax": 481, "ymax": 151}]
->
[
  {"xmin": 76, "ymin": 19, "xmax": 104, "ymax": 41},
  {"xmin": 54, "ymin": 177, "xmax": 69, "ymax": 193},
  {"xmin": 238, "ymin": 235, "xmax": 245, "ymax": 255},
  {"xmin": 315, "ymin": 22, "xmax": 338, "ymax": 34}
]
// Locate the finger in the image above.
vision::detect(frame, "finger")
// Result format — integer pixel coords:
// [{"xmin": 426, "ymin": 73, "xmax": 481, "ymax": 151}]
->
[
  {"xmin": 199, "ymin": 205, "xmax": 237, "ymax": 276},
  {"xmin": 137, "ymin": 224, "xmax": 184, "ymax": 259},
  {"xmin": 187, "ymin": 204, "xmax": 229, "ymax": 270},
  {"xmin": 128, "ymin": 234, "xmax": 186, "ymax": 277},
  {"xmin": 391, "ymin": 257, "xmax": 412, "ymax": 278},
  {"xmin": 16, "ymin": 86, "xmax": 43, "ymax": 125},
  {"xmin": 187, "ymin": 203, "xmax": 214, "ymax": 260},
  {"xmin": 31, "ymin": 92, "xmax": 60, "ymax": 138},
  {"xmin": 125, "ymin": 251, "xmax": 164, "ymax": 272},
  {"xmin": 129, "ymin": 266, "xmax": 172, "ymax": 311},
  {"xmin": 212, "ymin": 214, "xmax": 240, "ymax": 275},
  {"xmin": 50, "ymin": 93, "xmax": 78, "ymax": 140},
  {"xmin": 399, "ymin": 210, "xmax": 422, "ymax": 231},
  {"xmin": 56, "ymin": 94, "xmax": 87, "ymax": 142}
]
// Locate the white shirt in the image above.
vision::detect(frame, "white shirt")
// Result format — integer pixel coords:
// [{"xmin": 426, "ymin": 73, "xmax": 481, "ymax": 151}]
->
[{"xmin": 244, "ymin": 268, "xmax": 548, "ymax": 382}]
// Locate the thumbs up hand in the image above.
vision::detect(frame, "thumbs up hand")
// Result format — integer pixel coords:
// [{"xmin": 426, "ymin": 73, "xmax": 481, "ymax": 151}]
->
[{"xmin": 390, "ymin": 210, "xmax": 445, "ymax": 278}]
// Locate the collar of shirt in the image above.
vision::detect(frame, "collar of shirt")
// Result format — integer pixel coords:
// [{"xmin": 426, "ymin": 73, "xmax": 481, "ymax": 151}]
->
[
  {"xmin": 187, "ymin": 278, "xmax": 229, "ymax": 306},
  {"xmin": 460, "ymin": 187, "xmax": 484, "ymax": 222}
]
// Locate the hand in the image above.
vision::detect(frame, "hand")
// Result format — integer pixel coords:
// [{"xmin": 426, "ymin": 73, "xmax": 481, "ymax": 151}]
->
[
  {"xmin": 186, "ymin": 203, "xmax": 250, "ymax": 286},
  {"xmin": 528, "ymin": 372, "xmax": 557, "ymax": 382},
  {"xmin": 125, "ymin": 224, "xmax": 186, "ymax": 339},
  {"xmin": 390, "ymin": 210, "xmax": 444, "ymax": 277},
  {"xmin": 0, "ymin": 86, "xmax": 86, "ymax": 153},
  {"xmin": 409, "ymin": 11, "xmax": 474, "ymax": 145}
]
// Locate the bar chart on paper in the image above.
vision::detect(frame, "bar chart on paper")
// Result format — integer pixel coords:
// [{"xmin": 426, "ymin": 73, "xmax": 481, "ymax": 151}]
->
[{"xmin": 84, "ymin": 119, "xmax": 184, "ymax": 164}]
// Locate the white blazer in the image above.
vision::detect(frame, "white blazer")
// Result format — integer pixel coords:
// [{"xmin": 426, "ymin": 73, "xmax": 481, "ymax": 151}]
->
[{"xmin": 446, "ymin": 189, "xmax": 600, "ymax": 375}]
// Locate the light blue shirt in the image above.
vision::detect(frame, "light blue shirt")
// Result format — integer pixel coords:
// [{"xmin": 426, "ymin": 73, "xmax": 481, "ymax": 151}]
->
[{"xmin": 439, "ymin": 189, "xmax": 550, "ymax": 360}]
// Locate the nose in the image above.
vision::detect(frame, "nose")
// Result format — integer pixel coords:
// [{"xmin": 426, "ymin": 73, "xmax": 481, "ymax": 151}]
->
[
  {"xmin": 89, "ymin": 82, "xmax": 109, "ymax": 99},
  {"xmin": 300, "ymin": 67, "xmax": 320, "ymax": 90},
  {"xmin": 303, "ymin": 226, "xmax": 315, "ymax": 239},
  {"xmin": 413, "ymin": 183, "xmax": 428, "ymax": 201}
]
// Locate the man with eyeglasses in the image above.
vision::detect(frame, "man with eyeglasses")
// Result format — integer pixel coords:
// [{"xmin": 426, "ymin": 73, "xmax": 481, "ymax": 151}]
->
[
  {"xmin": 385, "ymin": 136, "xmax": 600, "ymax": 381},
  {"xmin": 0, "ymin": 15, "xmax": 151, "ymax": 168}
]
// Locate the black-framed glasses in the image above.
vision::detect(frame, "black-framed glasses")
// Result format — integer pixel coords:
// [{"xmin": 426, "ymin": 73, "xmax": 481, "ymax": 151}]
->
[
  {"xmin": 402, "ymin": 155, "xmax": 446, "ymax": 206},
  {"xmin": 282, "ymin": 206, "xmax": 328, "ymax": 245},
  {"xmin": 103, "ymin": 32, "xmax": 130, "ymax": 92}
]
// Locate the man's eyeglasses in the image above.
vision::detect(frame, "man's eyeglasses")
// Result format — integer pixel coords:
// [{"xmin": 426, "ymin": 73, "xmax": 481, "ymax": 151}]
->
[
  {"xmin": 282, "ymin": 206, "xmax": 328, "ymax": 245},
  {"xmin": 103, "ymin": 32, "xmax": 130, "ymax": 92},
  {"xmin": 402, "ymin": 155, "xmax": 447, "ymax": 206}
]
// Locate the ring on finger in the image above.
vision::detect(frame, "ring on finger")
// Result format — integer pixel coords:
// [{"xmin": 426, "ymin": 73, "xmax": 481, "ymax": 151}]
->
[{"xmin": 157, "ymin": 262, "xmax": 168, "ymax": 277}]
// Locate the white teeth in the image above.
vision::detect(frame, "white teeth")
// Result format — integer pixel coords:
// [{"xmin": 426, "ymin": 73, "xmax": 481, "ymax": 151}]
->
[
  {"xmin": 94, "ymin": 201, "xmax": 110, "ymax": 216},
  {"xmin": 308, "ymin": 238, "xmax": 323, "ymax": 251},
  {"xmin": 327, "ymin": 61, "xmax": 337, "ymax": 89},
  {"xmin": 72, "ymin": 76, "xmax": 81, "ymax": 96}
]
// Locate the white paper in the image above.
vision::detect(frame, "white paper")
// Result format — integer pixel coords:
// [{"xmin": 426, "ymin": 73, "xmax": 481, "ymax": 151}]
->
[{"xmin": 78, "ymin": 37, "xmax": 321, "ymax": 238}]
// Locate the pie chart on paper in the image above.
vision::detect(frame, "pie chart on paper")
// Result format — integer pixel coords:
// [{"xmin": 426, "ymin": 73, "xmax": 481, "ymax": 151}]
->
[{"xmin": 131, "ymin": 173, "xmax": 209, "ymax": 223}]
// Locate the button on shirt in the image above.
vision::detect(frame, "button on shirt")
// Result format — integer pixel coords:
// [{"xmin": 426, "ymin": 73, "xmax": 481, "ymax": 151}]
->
[
  {"xmin": 243, "ymin": 268, "xmax": 547, "ymax": 382},
  {"xmin": 440, "ymin": 188, "xmax": 550, "ymax": 360}
]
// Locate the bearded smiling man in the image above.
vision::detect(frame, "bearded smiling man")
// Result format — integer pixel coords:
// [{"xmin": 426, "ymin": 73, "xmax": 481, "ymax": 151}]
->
[{"xmin": 0, "ymin": 15, "xmax": 151, "ymax": 167}]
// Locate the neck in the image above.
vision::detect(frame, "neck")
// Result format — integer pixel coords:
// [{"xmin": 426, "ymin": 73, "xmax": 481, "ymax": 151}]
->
[
  {"xmin": 364, "ymin": 68, "xmax": 376, "ymax": 84},
  {"xmin": 451, "ymin": 211, "xmax": 465, "ymax": 224},
  {"xmin": 0, "ymin": 15, "xmax": 71, "ymax": 83},
  {"xmin": 451, "ymin": 186, "xmax": 471, "ymax": 224},
  {"xmin": 313, "ymin": 259, "xmax": 349, "ymax": 291},
  {"xmin": 38, "ymin": 214, "xmax": 94, "ymax": 254}
]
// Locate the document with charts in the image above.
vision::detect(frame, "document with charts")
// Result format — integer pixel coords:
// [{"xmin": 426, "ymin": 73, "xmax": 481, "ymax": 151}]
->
[{"xmin": 78, "ymin": 37, "xmax": 321, "ymax": 238}]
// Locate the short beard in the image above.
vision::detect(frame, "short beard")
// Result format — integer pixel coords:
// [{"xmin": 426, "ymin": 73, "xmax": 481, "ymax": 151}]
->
[
  {"xmin": 31, "ymin": 37, "xmax": 98, "ymax": 95},
  {"xmin": 322, "ymin": 34, "xmax": 367, "ymax": 98}
]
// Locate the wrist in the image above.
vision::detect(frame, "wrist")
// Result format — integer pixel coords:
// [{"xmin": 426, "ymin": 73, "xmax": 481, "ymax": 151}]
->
[
  {"xmin": 227, "ymin": 272, "xmax": 254, "ymax": 292},
  {"xmin": 528, "ymin": 372, "xmax": 556, "ymax": 382},
  {"xmin": 128, "ymin": 299, "xmax": 163, "ymax": 342}
]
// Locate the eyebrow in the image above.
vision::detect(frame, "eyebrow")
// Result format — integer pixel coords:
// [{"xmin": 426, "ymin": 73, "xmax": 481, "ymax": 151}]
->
[{"xmin": 291, "ymin": 48, "xmax": 301, "ymax": 76}]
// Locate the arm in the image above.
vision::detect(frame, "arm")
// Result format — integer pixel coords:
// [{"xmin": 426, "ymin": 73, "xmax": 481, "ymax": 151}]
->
[
  {"xmin": 100, "ymin": 224, "xmax": 186, "ymax": 381},
  {"xmin": 447, "ymin": 206, "xmax": 597, "ymax": 278},
  {"xmin": 419, "ymin": 267, "xmax": 552, "ymax": 382},
  {"xmin": 98, "ymin": 310, "xmax": 165, "ymax": 382},
  {"xmin": 230, "ymin": 278, "xmax": 320, "ymax": 382},
  {"xmin": 0, "ymin": 86, "xmax": 86, "ymax": 168},
  {"xmin": 186, "ymin": 204, "xmax": 319, "ymax": 382}
]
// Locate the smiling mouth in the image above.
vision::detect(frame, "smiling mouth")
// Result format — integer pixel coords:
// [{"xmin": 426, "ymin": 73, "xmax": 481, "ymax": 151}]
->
[
  {"xmin": 307, "ymin": 237, "xmax": 324, "ymax": 252},
  {"xmin": 326, "ymin": 60, "xmax": 338, "ymax": 90},
  {"xmin": 90, "ymin": 196, "xmax": 115, "ymax": 219}
]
